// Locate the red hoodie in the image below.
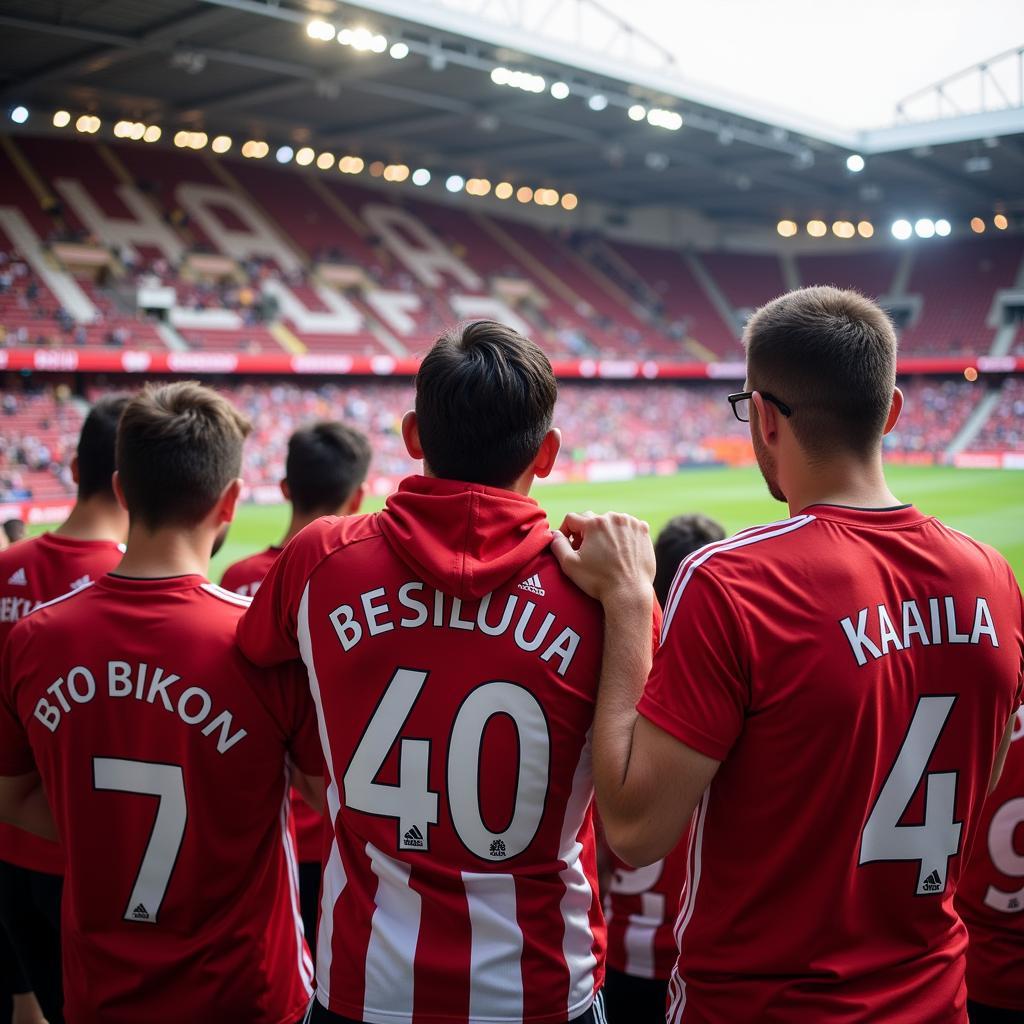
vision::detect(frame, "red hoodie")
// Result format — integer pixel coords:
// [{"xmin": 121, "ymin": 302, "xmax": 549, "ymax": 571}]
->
[{"xmin": 238, "ymin": 475, "xmax": 607, "ymax": 1024}]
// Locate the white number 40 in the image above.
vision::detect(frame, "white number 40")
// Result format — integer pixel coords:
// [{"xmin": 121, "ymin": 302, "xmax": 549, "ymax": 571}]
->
[
  {"xmin": 93, "ymin": 757, "xmax": 187, "ymax": 924},
  {"xmin": 860, "ymin": 696, "xmax": 961, "ymax": 895}
]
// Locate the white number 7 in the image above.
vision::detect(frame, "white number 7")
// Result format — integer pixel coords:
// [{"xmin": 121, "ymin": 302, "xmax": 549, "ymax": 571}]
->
[{"xmin": 93, "ymin": 757, "xmax": 187, "ymax": 924}]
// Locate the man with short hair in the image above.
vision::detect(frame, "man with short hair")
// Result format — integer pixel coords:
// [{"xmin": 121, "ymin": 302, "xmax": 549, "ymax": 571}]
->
[
  {"xmin": 222, "ymin": 419, "xmax": 370, "ymax": 953},
  {"xmin": 603, "ymin": 513, "xmax": 724, "ymax": 1024},
  {"xmin": 0, "ymin": 394, "xmax": 129, "ymax": 1024},
  {"xmin": 0, "ymin": 382, "xmax": 322, "ymax": 1024},
  {"xmin": 555, "ymin": 286, "xmax": 1024, "ymax": 1022},
  {"xmin": 239, "ymin": 320, "xmax": 608, "ymax": 1024}
]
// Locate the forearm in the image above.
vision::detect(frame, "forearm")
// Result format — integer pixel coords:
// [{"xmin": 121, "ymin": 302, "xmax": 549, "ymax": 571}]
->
[
  {"xmin": 0, "ymin": 775, "xmax": 57, "ymax": 841},
  {"xmin": 592, "ymin": 586, "xmax": 654, "ymax": 838}
]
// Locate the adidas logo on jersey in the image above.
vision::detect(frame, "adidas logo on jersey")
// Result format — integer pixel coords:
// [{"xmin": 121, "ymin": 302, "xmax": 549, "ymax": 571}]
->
[
  {"xmin": 402, "ymin": 825, "xmax": 425, "ymax": 849},
  {"xmin": 69, "ymin": 574, "xmax": 91, "ymax": 591},
  {"xmin": 7, "ymin": 568, "xmax": 27, "ymax": 586},
  {"xmin": 518, "ymin": 574, "xmax": 545, "ymax": 597},
  {"xmin": 489, "ymin": 839, "xmax": 507, "ymax": 858},
  {"xmin": 131, "ymin": 902, "xmax": 150, "ymax": 921},
  {"xmin": 920, "ymin": 870, "xmax": 942, "ymax": 893}
]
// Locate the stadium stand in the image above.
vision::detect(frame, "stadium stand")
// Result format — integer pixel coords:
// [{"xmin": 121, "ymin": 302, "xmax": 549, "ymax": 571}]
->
[
  {"xmin": 0, "ymin": 388, "xmax": 80, "ymax": 501},
  {"xmin": 971, "ymin": 376, "xmax": 1024, "ymax": 451}
]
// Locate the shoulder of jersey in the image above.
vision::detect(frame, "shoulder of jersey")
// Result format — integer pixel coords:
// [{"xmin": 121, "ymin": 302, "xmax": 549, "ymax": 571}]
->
[
  {"xmin": 17, "ymin": 577, "xmax": 96, "ymax": 629},
  {"xmin": 199, "ymin": 581, "xmax": 253, "ymax": 610},
  {"xmin": 298, "ymin": 512, "xmax": 385, "ymax": 566},
  {"xmin": 687, "ymin": 514, "xmax": 817, "ymax": 575}
]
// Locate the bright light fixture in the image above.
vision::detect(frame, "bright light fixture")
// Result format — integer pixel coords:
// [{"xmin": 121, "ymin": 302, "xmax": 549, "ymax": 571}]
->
[
  {"xmin": 935, "ymin": 218, "xmax": 951, "ymax": 237},
  {"xmin": 914, "ymin": 218, "xmax": 935, "ymax": 238},
  {"xmin": 211, "ymin": 135, "xmax": 232, "ymax": 154},
  {"xmin": 806, "ymin": 220, "xmax": 827, "ymax": 237},
  {"xmin": 295, "ymin": 147, "xmax": 315, "ymax": 166},
  {"xmin": 994, "ymin": 213, "xmax": 1009, "ymax": 230},
  {"xmin": 10, "ymin": 106, "xmax": 28, "ymax": 125},
  {"xmin": 306, "ymin": 19, "xmax": 336, "ymax": 41},
  {"xmin": 970, "ymin": 217, "xmax": 985, "ymax": 233},
  {"xmin": 891, "ymin": 219, "xmax": 913, "ymax": 240},
  {"xmin": 445, "ymin": 174, "xmax": 465, "ymax": 193},
  {"xmin": 857, "ymin": 220, "xmax": 874, "ymax": 238},
  {"xmin": 276, "ymin": 145, "xmax": 294, "ymax": 164},
  {"xmin": 412, "ymin": 168, "xmax": 431, "ymax": 186},
  {"xmin": 53, "ymin": 110, "xmax": 71, "ymax": 128},
  {"xmin": 846, "ymin": 154, "xmax": 865, "ymax": 173},
  {"xmin": 316, "ymin": 152, "xmax": 334, "ymax": 170},
  {"xmin": 561, "ymin": 193, "xmax": 578, "ymax": 211},
  {"xmin": 587, "ymin": 94, "xmax": 608, "ymax": 111},
  {"xmin": 495, "ymin": 182, "xmax": 513, "ymax": 200},
  {"xmin": 550, "ymin": 81, "xmax": 570, "ymax": 100},
  {"xmin": 389, "ymin": 42, "xmax": 409, "ymax": 59},
  {"xmin": 647, "ymin": 108, "xmax": 682, "ymax": 130},
  {"xmin": 776, "ymin": 220, "xmax": 798, "ymax": 238}
]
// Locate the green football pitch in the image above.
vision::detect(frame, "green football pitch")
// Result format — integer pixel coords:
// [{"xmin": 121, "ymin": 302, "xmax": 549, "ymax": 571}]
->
[{"xmin": 209, "ymin": 465, "xmax": 1024, "ymax": 583}]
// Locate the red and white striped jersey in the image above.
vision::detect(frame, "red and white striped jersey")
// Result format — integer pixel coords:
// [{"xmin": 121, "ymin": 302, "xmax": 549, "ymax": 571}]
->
[
  {"xmin": 238, "ymin": 475, "xmax": 607, "ymax": 1024},
  {"xmin": 0, "ymin": 574, "xmax": 320, "ymax": 1024},
  {"xmin": 223, "ymin": 544, "xmax": 326, "ymax": 863},
  {"xmin": 957, "ymin": 706, "xmax": 1024, "ymax": 1012},
  {"xmin": 638, "ymin": 506, "xmax": 1024, "ymax": 1023},
  {"xmin": 605, "ymin": 849, "xmax": 686, "ymax": 981},
  {"xmin": 0, "ymin": 532, "xmax": 124, "ymax": 876}
]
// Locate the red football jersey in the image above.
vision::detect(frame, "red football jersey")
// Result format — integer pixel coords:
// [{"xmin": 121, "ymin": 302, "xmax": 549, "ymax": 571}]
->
[
  {"xmin": 0, "ymin": 532, "xmax": 124, "ymax": 875},
  {"xmin": 957, "ymin": 706, "xmax": 1024, "ymax": 1011},
  {"xmin": 221, "ymin": 544, "xmax": 281, "ymax": 597},
  {"xmin": 238, "ymin": 475, "xmax": 606, "ymax": 1024},
  {"xmin": 605, "ymin": 848, "xmax": 687, "ymax": 981},
  {"xmin": 223, "ymin": 544, "xmax": 325, "ymax": 862},
  {"xmin": 636, "ymin": 506, "xmax": 1024, "ymax": 1023},
  {"xmin": 0, "ymin": 574, "xmax": 320, "ymax": 1024}
]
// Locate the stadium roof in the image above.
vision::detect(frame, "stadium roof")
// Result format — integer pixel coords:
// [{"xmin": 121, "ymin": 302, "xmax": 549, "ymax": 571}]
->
[{"xmin": 1, "ymin": 0, "xmax": 1022, "ymax": 225}]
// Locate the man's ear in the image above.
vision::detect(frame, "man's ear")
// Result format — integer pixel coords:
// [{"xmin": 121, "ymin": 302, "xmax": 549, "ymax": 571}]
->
[
  {"xmin": 112, "ymin": 471, "xmax": 128, "ymax": 512},
  {"xmin": 216, "ymin": 478, "xmax": 243, "ymax": 525},
  {"xmin": 402, "ymin": 411, "xmax": 424, "ymax": 461},
  {"xmin": 532, "ymin": 428, "xmax": 562, "ymax": 480},
  {"xmin": 70, "ymin": 455, "xmax": 80, "ymax": 486},
  {"xmin": 343, "ymin": 482, "xmax": 367, "ymax": 515},
  {"xmin": 751, "ymin": 391, "xmax": 779, "ymax": 446},
  {"xmin": 882, "ymin": 387, "xmax": 904, "ymax": 436},
  {"xmin": 280, "ymin": 478, "xmax": 291, "ymax": 503}
]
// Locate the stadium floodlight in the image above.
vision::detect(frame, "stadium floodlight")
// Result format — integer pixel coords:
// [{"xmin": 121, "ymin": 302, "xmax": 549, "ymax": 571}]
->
[
  {"xmin": 914, "ymin": 218, "xmax": 935, "ymax": 238},
  {"xmin": 389, "ymin": 42, "xmax": 409, "ymax": 59},
  {"xmin": 384, "ymin": 164, "xmax": 410, "ymax": 182},
  {"xmin": 647, "ymin": 108, "xmax": 682, "ymax": 131},
  {"xmin": 316, "ymin": 152, "xmax": 335, "ymax": 170},
  {"xmin": 350, "ymin": 27, "xmax": 377, "ymax": 52},
  {"xmin": 275, "ymin": 145, "xmax": 294, "ymax": 164},
  {"xmin": 831, "ymin": 220, "xmax": 855, "ymax": 239},
  {"xmin": 776, "ymin": 220, "xmax": 798, "ymax": 238},
  {"xmin": 10, "ymin": 106, "xmax": 28, "ymax": 124},
  {"xmin": 412, "ymin": 168, "xmax": 431, "ymax": 186},
  {"xmin": 516, "ymin": 185, "xmax": 534, "ymax": 203},
  {"xmin": 550, "ymin": 82, "xmax": 570, "ymax": 100},
  {"xmin": 970, "ymin": 216, "xmax": 985, "ymax": 233},
  {"xmin": 495, "ymin": 182, "xmax": 513, "ymax": 200},
  {"xmin": 993, "ymin": 213, "xmax": 1009, "ymax": 230},
  {"xmin": 306, "ymin": 18, "xmax": 336, "ymax": 42},
  {"xmin": 143, "ymin": 125, "xmax": 161, "ymax": 143},
  {"xmin": 491, "ymin": 67, "xmax": 510, "ymax": 86},
  {"xmin": 560, "ymin": 193, "xmax": 578, "ymax": 211},
  {"xmin": 846, "ymin": 154, "xmax": 865, "ymax": 173},
  {"xmin": 445, "ymin": 174, "xmax": 465, "ymax": 193},
  {"xmin": 628, "ymin": 104, "xmax": 647, "ymax": 121},
  {"xmin": 337, "ymin": 28, "xmax": 353, "ymax": 45},
  {"xmin": 891, "ymin": 219, "xmax": 913, "ymax": 240},
  {"xmin": 339, "ymin": 155, "xmax": 364, "ymax": 174},
  {"xmin": 211, "ymin": 135, "xmax": 232, "ymax": 154},
  {"xmin": 53, "ymin": 110, "xmax": 71, "ymax": 128},
  {"xmin": 295, "ymin": 147, "xmax": 315, "ymax": 166},
  {"xmin": 588, "ymin": 94, "xmax": 608, "ymax": 111},
  {"xmin": 806, "ymin": 220, "xmax": 827, "ymax": 237},
  {"xmin": 857, "ymin": 220, "xmax": 874, "ymax": 238},
  {"xmin": 935, "ymin": 218, "xmax": 951, "ymax": 237},
  {"xmin": 370, "ymin": 34, "xmax": 388, "ymax": 54}
]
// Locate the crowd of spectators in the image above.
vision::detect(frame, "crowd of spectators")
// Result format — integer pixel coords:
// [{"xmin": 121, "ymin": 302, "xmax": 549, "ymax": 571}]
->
[
  {"xmin": 0, "ymin": 388, "xmax": 81, "ymax": 501},
  {"xmin": 972, "ymin": 376, "xmax": 1024, "ymax": 452},
  {"xmin": 883, "ymin": 378, "xmax": 983, "ymax": 455}
]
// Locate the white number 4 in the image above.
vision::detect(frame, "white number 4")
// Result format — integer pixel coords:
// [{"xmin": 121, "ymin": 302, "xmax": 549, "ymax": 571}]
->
[
  {"xmin": 93, "ymin": 757, "xmax": 187, "ymax": 924},
  {"xmin": 860, "ymin": 696, "xmax": 962, "ymax": 895}
]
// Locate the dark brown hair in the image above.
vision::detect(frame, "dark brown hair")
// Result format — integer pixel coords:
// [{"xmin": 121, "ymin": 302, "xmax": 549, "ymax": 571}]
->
[
  {"xmin": 77, "ymin": 395, "xmax": 130, "ymax": 500},
  {"xmin": 116, "ymin": 382, "xmax": 251, "ymax": 529},
  {"xmin": 744, "ymin": 286, "xmax": 898, "ymax": 459},
  {"xmin": 415, "ymin": 320, "xmax": 557, "ymax": 487},
  {"xmin": 286, "ymin": 421, "xmax": 371, "ymax": 515},
  {"xmin": 653, "ymin": 514, "xmax": 727, "ymax": 608}
]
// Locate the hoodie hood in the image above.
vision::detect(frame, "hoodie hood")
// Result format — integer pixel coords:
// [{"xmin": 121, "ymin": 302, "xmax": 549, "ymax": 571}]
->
[{"xmin": 377, "ymin": 475, "xmax": 552, "ymax": 601}]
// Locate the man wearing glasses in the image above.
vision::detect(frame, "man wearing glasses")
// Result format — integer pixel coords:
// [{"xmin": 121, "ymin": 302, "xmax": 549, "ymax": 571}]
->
[{"xmin": 553, "ymin": 285, "xmax": 1023, "ymax": 1023}]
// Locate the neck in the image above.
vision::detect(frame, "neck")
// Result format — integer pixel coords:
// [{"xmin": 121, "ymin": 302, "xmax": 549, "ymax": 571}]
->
[
  {"xmin": 54, "ymin": 497, "xmax": 127, "ymax": 544},
  {"xmin": 786, "ymin": 452, "xmax": 901, "ymax": 516},
  {"xmin": 114, "ymin": 525, "xmax": 212, "ymax": 579}
]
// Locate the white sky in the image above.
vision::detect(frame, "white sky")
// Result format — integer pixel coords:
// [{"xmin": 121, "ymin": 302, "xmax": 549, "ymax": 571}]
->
[{"xmin": 614, "ymin": 0, "xmax": 1024, "ymax": 129}]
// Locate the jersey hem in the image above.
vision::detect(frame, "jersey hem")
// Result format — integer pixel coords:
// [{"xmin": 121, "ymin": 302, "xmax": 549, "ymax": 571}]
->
[{"xmin": 321, "ymin": 990, "xmax": 598, "ymax": 1024}]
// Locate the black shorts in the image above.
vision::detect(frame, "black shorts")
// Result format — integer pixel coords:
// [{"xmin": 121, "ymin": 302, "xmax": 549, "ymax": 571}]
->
[
  {"xmin": 603, "ymin": 967, "xmax": 668, "ymax": 1023},
  {"xmin": 967, "ymin": 1000, "xmax": 1024, "ymax": 1024},
  {"xmin": 304, "ymin": 989, "xmax": 606, "ymax": 1024}
]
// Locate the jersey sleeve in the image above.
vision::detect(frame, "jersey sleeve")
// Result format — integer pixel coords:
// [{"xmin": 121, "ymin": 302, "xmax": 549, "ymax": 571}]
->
[
  {"xmin": 236, "ymin": 518, "xmax": 338, "ymax": 667},
  {"xmin": 279, "ymin": 661, "xmax": 323, "ymax": 777},
  {"xmin": 637, "ymin": 565, "xmax": 748, "ymax": 761},
  {"xmin": 0, "ymin": 626, "xmax": 36, "ymax": 776}
]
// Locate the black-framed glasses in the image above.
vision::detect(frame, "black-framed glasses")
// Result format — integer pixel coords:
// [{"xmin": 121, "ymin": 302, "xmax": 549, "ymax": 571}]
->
[{"xmin": 727, "ymin": 391, "xmax": 793, "ymax": 423}]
